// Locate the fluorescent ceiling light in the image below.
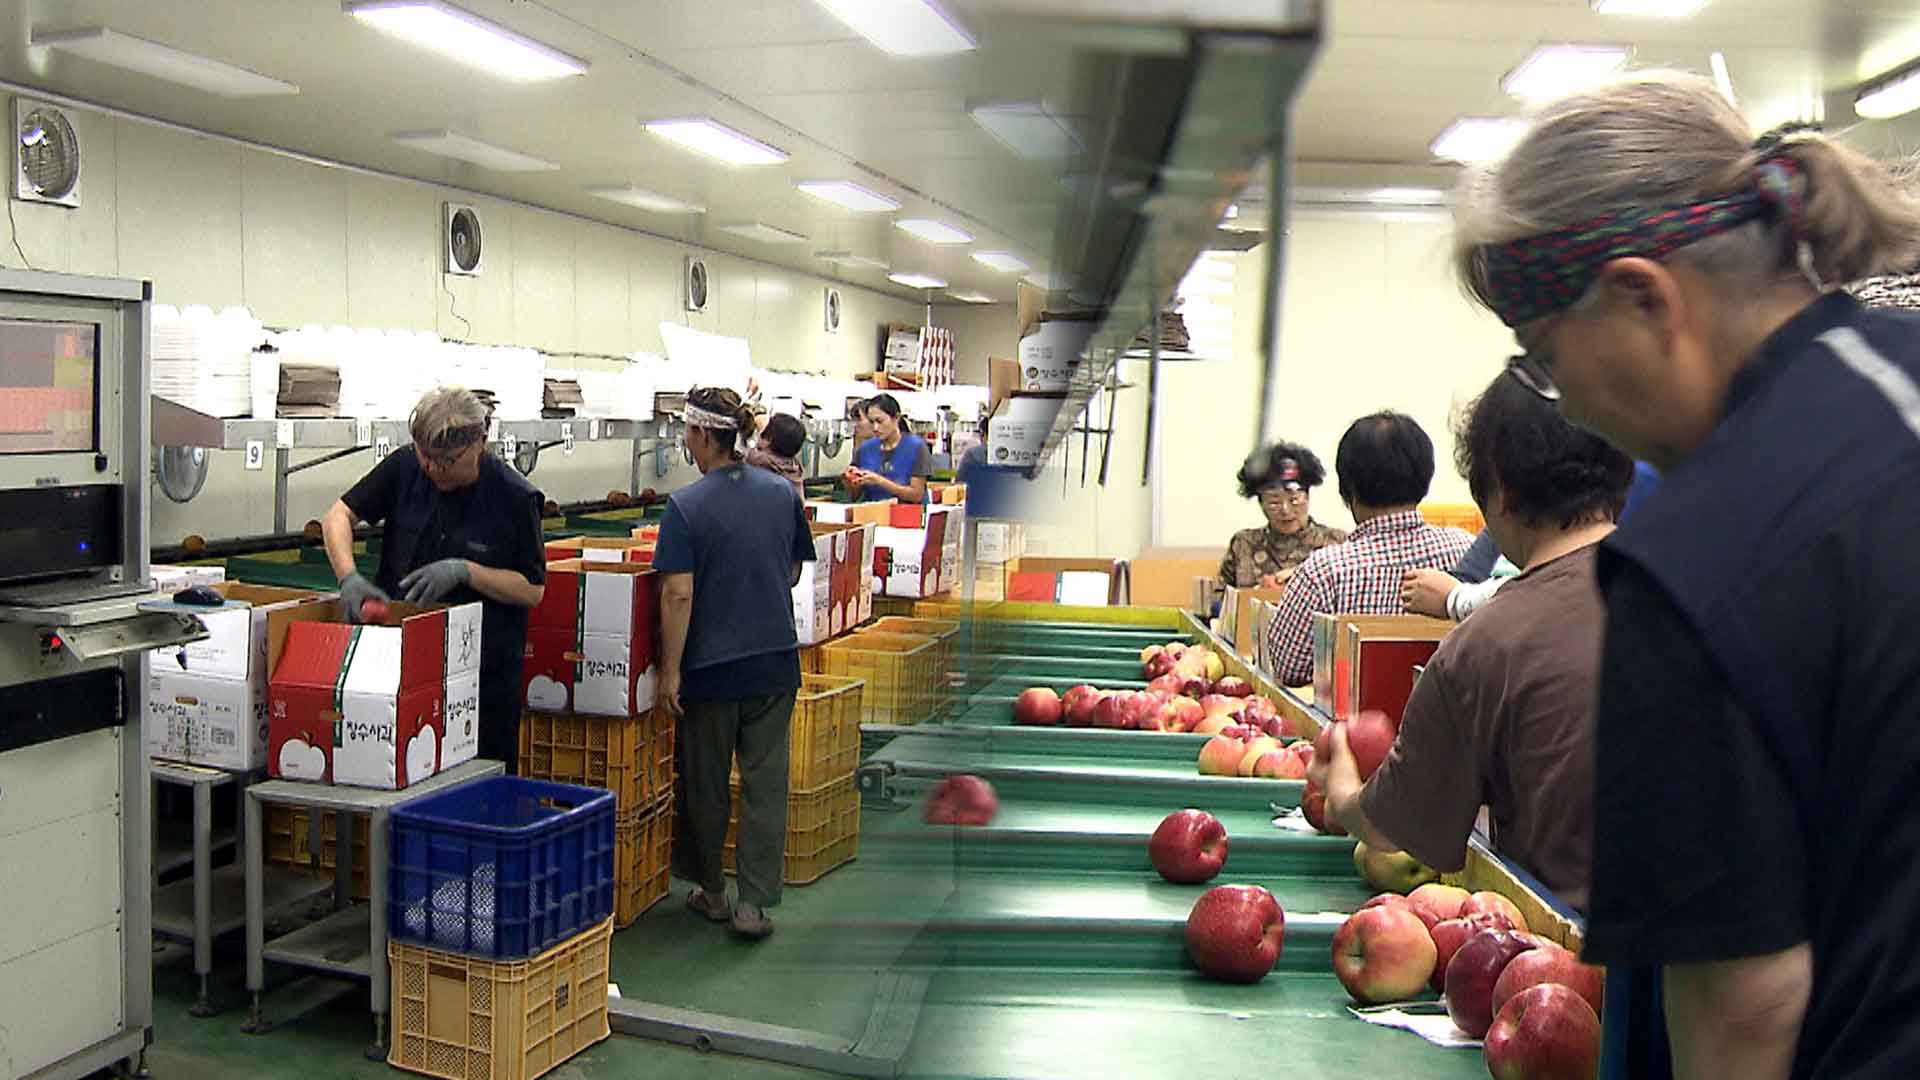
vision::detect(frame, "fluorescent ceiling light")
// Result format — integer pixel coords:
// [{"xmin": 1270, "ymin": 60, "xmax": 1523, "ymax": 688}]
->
[
  {"xmin": 1503, "ymin": 44, "xmax": 1630, "ymax": 101},
  {"xmin": 812, "ymin": 0, "xmax": 975, "ymax": 56},
  {"xmin": 1710, "ymin": 51, "xmax": 1737, "ymax": 106},
  {"xmin": 1857, "ymin": 64, "xmax": 1920, "ymax": 120},
  {"xmin": 644, "ymin": 118, "xmax": 788, "ymax": 167},
  {"xmin": 1223, "ymin": 204, "xmax": 1240, "ymax": 219},
  {"xmin": 971, "ymin": 250, "xmax": 1029, "ymax": 273},
  {"xmin": 969, "ymin": 102, "xmax": 1082, "ymax": 160},
  {"xmin": 895, "ymin": 218, "xmax": 972, "ymax": 245},
  {"xmin": 391, "ymin": 130, "xmax": 557, "ymax": 171},
  {"xmin": 1430, "ymin": 117, "xmax": 1528, "ymax": 163},
  {"xmin": 32, "ymin": 26, "xmax": 299, "ymax": 97},
  {"xmin": 948, "ymin": 291, "xmax": 995, "ymax": 303},
  {"xmin": 1590, "ymin": 0, "xmax": 1707, "ymax": 14},
  {"xmin": 815, "ymin": 251, "xmax": 889, "ymax": 270},
  {"xmin": 796, "ymin": 180, "xmax": 900, "ymax": 212},
  {"xmin": 888, "ymin": 272, "xmax": 947, "ymax": 289},
  {"xmin": 345, "ymin": 1, "xmax": 586, "ymax": 81},
  {"xmin": 586, "ymin": 185, "xmax": 704, "ymax": 214},
  {"xmin": 718, "ymin": 222, "xmax": 808, "ymax": 244}
]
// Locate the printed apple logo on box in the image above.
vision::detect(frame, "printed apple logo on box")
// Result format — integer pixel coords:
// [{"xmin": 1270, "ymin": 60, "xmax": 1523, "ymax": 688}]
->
[{"xmin": 521, "ymin": 562, "xmax": 658, "ymax": 717}]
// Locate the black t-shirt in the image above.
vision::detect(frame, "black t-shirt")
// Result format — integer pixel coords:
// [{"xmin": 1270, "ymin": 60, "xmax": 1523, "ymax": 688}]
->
[{"xmin": 1586, "ymin": 292, "xmax": 1920, "ymax": 1080}]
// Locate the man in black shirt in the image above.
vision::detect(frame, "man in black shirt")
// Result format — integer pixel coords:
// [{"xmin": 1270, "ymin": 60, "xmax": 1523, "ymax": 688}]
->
[{"xmin": 321, "ymin": 386, "xmax": 546, "ymax": 771}]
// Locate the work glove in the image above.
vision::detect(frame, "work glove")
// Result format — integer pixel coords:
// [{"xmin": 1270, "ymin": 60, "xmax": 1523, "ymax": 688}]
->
[
  {"xmin": 339, "ymin": 572, "xmax": 390, "ymax": 624},
  {"xmin": 399, "ymin": 558, "xmax": 471, "ymax": 604}
]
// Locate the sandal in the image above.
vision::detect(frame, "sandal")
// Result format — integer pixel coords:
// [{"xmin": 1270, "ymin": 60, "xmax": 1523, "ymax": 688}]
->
[{"xmin": 686, "ymin": 886, "xmax": 731, "ymax": 923}]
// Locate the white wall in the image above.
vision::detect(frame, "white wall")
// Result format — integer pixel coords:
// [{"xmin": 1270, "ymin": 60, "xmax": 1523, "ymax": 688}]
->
[
  {"xmin": 930, "ymin": 301, "xmax": 1017, "ymax": 386},
  {"xmin": 13, "ymin": 107, "xmax": 934, "ymax": 545}
]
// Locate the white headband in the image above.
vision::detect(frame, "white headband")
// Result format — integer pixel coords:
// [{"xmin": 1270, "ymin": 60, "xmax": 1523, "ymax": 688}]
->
[{"xmin": 684, "ymin": 403, "xmax": 738, "ymax": 431}]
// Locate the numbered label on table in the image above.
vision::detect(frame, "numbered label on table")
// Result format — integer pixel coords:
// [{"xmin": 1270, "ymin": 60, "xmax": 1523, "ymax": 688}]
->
[
  {"xmin": 589, "ymin": 419, "xmax": 601, "ymax": 441},
  {"xmin": 502, "ymin": 433, "xmax": 518, "ymax": 461},
  {"xmin": 374, "ymin": 435, "xmax": 392, "ymax": 459},
  {"xmin": 561, "ymin": 423, "xmax": 575, "ymax": 456},
  {"xmin": 244, "ymin": 440, "xmax": 265, "ymax": 471},
  {"xmin": 354, "ymin": 420, "xmax": 372, "ymax": 447}
]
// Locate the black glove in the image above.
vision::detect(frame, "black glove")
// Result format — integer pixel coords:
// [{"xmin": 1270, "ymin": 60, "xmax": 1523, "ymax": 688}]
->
[
  {"xmin": 399, "ymin": 558, "xmax": 471, "ymax": 604},
  {"xmin": 339, "ymin": 572, "xmax": 390, "ymax": 624}
]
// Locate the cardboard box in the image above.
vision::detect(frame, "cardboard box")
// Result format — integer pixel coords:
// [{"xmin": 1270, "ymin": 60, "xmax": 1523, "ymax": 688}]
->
[
  {"xmin": 1005, "ymin": 556, "xmax": 1124, "ymax": 606},
  {"xmin": 794, "ymin": 525, "xmax": 841, "ymax": 645},
  {"xmin": 523, "ymin": 560, "xmax": 659, "ymax": 717},
  {"xmin": 1130, "ymin": 546, "xmax": 1226, "ymax": 609},
  {"xmin": 987, "ymin": 357, "xmax": 1020, "ymax": 415},
  {"xmin": 544, "ymin": 537, "xmax": 586, "ymax": 561},
  {"xmin": 151, "ymin": 564, "xmax": 226, "ymax": 593},
  {"xmin": 986, "ymin": 394, "xmax": 1062, "ymax": 469},
  {"xmin": 808, "ymin": 499, "xmax": 895, "ymax": 527},
  {"xmin": 1226, "ymin": 585, "xmax": 1286, "ymax": 658},
  {"xmin": 145, "ymin": 667, "xmax": 262, "ymax": 771},
  {"xmin": 265, "ymin": 599, "xmax": 483, "ymax": 789},
  {"xmin": 1016, "ymin": 316, "xmax": 1096, "ymax": 392},
  {"xmin": 873, "ymin": 507, "xmax": 954, "ymax": 598},
  {"xmin": 578, "ymin": 537, "xmax": 652, "ymax": 564},
  {"xmin": 976, "ymin": 522, "xmax": 1025, "ymax": 565},
  {"xmin": 1313, "ymin": 615, "xmax": 1453, "ymax": 720},
  {"xmin": 1252, "ymin": 600, "xmax": 1285, "ymax": 678},
  {"xmin": 158, "ymin": 582, "xmax": 330, "ymax": 683}
]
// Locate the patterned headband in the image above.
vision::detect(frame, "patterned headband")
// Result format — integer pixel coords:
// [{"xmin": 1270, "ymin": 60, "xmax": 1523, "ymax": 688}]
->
[
  {"xmin": 1480, "ymin": 157, "xmax": 1805, "ymax": 328},
  {"xmin": 684, "ymin": 402, "xmax": 738, "ymax": 431}
]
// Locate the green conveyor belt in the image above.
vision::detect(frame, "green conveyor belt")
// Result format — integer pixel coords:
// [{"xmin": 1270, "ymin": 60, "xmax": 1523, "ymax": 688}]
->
[{"xmin": 964, "ymin": 654, "xmax": 1149, "ymax": 683}]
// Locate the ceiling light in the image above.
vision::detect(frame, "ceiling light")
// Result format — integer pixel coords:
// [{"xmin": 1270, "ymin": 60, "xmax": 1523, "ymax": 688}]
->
[
  {"xmin": 895, "ymin": 218, "xmax": 972, "ymax": 245},
  {"xmin": 1589, "ymin": 0, "xmax": 1707, "ymax": 14},
  {"xmin": 1857, "ymin": 64, "xmax": 1920, "ymax": 120},
  {"xmin": 643, "ymin": 118, "xmax": 788, "ymax": 166},
  {"xmin": 971, "ymin": 250, "xmax": 1029, "ymax": 273},
  {"xmin": 586, "ymin": 185, "xmax": 704, "ymax": 213},
  {"xmin": 1223, "ymin": 204, "xmax": 1240, "ymax": 219},
  {"xmin": 391, "ymin": 130, "xmax": 557, "ymax": 171},
  {"xmin": 815, "ymin": 251, "xmax": 890, "ymax": 271},
  {"xmin": 345, "ymin": 1, "xmax": 586, "ymax": 80},
  {"xmin": 949, "ymin": 291, "xmax": 995, "ymax": 303},
  {"xmin": 888, "ymin": 272, "xmax": 947, "ymax": 289},
  {"xmin": 1503, "ymin": 44, "xmax": 1630, "ymax": 101},
  {"xmin": 812, "ymin": 0, "xmax": 975, "ymax": 56},
  {"xmin": 796, "ymin": 180, "xmax": 900, "ymax": 212},
  {"xmin": 1710, "ymin": 51, "xmax": 1737, "ymax": 106},
  {"xmin": 1430, "ymin": 117, "xmax": 1528, "ymax": 163},
  {"xmin": 32, "ymin": 26, "xmax": 299, "ymax": 97},
  {"xmin": 969, "ymin": 102, "xmax": 1082, "ymax": 160},
  {"xmin": 718, "ymin": 222, "xmax": 808, "ymax": 244}
]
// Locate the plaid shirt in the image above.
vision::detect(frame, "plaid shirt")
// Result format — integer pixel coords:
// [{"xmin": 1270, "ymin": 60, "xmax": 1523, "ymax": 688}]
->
[{"xmin": 1267, "ymin": 509, "xmax": 1475, "ymax": 686}]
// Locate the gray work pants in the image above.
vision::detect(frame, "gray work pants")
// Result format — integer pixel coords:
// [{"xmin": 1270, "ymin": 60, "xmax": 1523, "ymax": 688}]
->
[{"xmin": 673, "ymin": 692, "xmax": 795, "ymax": 908}]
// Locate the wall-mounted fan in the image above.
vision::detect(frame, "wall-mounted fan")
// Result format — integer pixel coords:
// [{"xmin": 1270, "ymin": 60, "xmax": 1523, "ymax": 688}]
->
[
  {"xmin": 444, "ymin": 203, "xmax": 484, "ymax": 276},
  {"xmin": 824, "ymin": 286, "xmax": 842, "ymax": 333},
  {"xmin": 15, "ymin": 98, "xmax": 79, "ymax": 208},
  {"xmin": 685, "ymin": 256, "xmax": 709, "ymax": 313}
]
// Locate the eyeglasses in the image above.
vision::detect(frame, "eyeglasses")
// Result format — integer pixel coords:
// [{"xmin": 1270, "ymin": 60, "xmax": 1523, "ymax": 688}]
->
[
  {"xmin": 1258, "ymin": 488, "xmax": 1307, "ymax": 504},
  {"xmin": 418, "ymin": 440, "xmax": 480, "ymax": 472},
  {"xmin": 1505, "ymin": 350, "xmax": 1561, "ymax": 402}
]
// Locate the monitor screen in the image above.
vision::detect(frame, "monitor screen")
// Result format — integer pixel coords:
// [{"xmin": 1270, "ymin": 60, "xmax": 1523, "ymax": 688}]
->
[{"xmin": 0, "ymin": 319, "xmax": 97, "ymax": 454}]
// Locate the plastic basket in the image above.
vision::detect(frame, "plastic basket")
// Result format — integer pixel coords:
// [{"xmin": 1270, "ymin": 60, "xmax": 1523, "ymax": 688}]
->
[
  {"xmin": 819, "ymin": 631, "xmax": 937, "ymax": 726},
  {"xmin": 723, "ymin": 775, "xmax": 860, "ymax": 886},
  {"xmin": 516, "ymin": 707, "xmax": 675, "ymax": 815},
  {"xmin": 264, "ymin": 804, "xmax": 372, "ymax": 900},
  {"xmin": 388, "ymin": 917, "xmax": 612, "ymax": 1080},
  {"xmin": 390, "ymin": 776, "xmax": 616, "ymax": 960},
  {"xmin": 869, "ymin": 616, "xmax": 958, "ymax": 714},
  {"xmin": 789, "ymin": 674, "xmax": 865, "ymax": 791},
  {"xmin": 614, "ymin": 800, "xmax": 674, "ymax": 927}
]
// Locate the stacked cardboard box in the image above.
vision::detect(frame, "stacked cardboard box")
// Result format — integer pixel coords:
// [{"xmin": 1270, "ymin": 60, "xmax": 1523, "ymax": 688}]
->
[
  {"xmin": 794, "ymin": 522, "xmax": 876, "ymax": 645},
  {"xmin": 522, "ymin": 561, "xmax": 659, "ymax": 717}
]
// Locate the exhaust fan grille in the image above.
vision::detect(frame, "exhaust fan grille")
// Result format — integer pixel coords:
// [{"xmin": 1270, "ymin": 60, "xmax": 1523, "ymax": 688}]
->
[{"xmin": 16, "ymin": 101, "xmax": 79, "ymax": 206}]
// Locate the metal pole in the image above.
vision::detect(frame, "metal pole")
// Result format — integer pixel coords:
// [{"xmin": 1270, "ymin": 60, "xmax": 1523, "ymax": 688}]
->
[
  {"xmin": 272, "ymin": 448, "xmax": 290, "ymax": 535},
  {"xmin": 1256, "ymin": 142, "xmax": 1294, "ymax": 447}
]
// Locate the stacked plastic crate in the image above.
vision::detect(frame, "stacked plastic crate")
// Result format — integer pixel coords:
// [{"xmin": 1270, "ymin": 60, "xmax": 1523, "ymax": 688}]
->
[{"xmin": 723, "ymin": 674, "xmax": 867, "ymax": 885}]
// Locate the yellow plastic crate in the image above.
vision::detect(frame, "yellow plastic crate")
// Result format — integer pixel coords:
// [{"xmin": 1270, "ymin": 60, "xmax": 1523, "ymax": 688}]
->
[
  {"xmin": 614, "ymin": 800, "xmax": 673, "ymax": 928},
  {"xmin": 388, "ymin": 918, "xmax": 612, "ymax": 1080},
  {"xmin": 819, "ymin": 631, "xmax": 937, "ymax": 726},
  {"xmin": 723, "ymin": 775, "xmax": 860, "ymax": 886},
  {"xmin": 789, "ymin": 674, "xmax": 865, "ymax": 790},
  {"xmin": 264, "ymin": 804, "xmax": 371, "ymax": 900},
  {"xmin": 516, "ymin": 707, "xmax": 675, "ymax": 815},
  {"xmin": 869, "ymin": 616, "xmax": 958, "ymax": 715}
]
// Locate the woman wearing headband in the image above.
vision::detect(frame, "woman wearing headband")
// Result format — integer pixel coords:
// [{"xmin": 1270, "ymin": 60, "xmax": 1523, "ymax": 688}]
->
[
  {"xmin": 652, "ymin": 386, "xmax": 817, "ymax": 940},
  {"xmin": 1453, "ymin": 71, "xmax": 1920, "ymax": 1080},
  {"xmin": 322, "ymin": 386, "xmax": 547, "ymax": 770},
  {"xmin": 1219, "ymin": 441, "xmax": 1346, "ymax": 589}
]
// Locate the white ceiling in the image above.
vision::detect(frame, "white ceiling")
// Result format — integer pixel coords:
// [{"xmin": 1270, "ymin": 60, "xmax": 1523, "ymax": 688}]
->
[{"xmin": 0, "ymin": 1, "xmax": 1914, "ymax": 304}]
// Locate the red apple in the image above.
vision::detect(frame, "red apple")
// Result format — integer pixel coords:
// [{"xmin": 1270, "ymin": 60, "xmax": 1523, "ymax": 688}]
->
[
  {"xmin": 1162, "ymin": 696, "xmax": 1204, "ymax": 734},
  {"xmin": 1290, "ymin": 742, "xmax": 1315, "ymax": 769},
  {"xmin": 1444, "ymin": 928, "xmax": 1540, "ymax": 1038},
  {"xmin": 1493, "ymin": 944, "xmax": 1606, "ymax": 1020},
  {"xmin": 1190, "ymin": 713, "xmax": 1234, "ymax": 738},
  {"xmin": 1093, "ymin": 692, "xmax": 1134, "ymax": 730},
  {"xmin": 1236, "ymin": 737, "xmax": 1283, "ymax": 777},
  {"xmin": 1121, "ymin": 691, "xmax": 1163, "ymax": 730},
  {"xmin": 1185, "ymin": 884, "xmax": 1285, "ymax": 983},
  {"xmin": 1345, "ymin": 708, "xmax": 1398, "ymax": 781},
  {"xmin": 1165, "ymin": 643, "xmax": 1188, "ymax": 659},
  {"xmin": 1145, "ymin": 652, "xmax": 1179, "ymax": 680},
  {"xmin": 1313, "ymin": 720, "xmax": 1339, "ymax": 764},
  {"xmin": 359, "ymin": 598, "xmax": 391, "ymax": 623},
  {"xmin": 1012, "ymin": 687, "xmax": 1062, "ymax": 726},
  {"xmin": 1140, "ymin": 644, "xmax": 1166, "ymax": 666},
  {"xmin": 1260, "ymin": 751, "xmax": 1308, "ymax": 780},
  {"xmin": 1484, "ymin": 983, "xmax": 1602, "ymax": 1080},
  {"xmin": 1462, "ymin": 891, "xmax": 1530, "ymax": 932},
  {"xmin": 1213, "ymin": 676, "xmax": 1253, "ymax": 698},
  {"xmin": 1218, "ymin": 723, "xmax": 1255, "ymax": 742},
  {"xmin": 1406, "ymin": 883, "xmax": 1472, "ymax": 928},
  {"xmin": 1359, "ymin": 892, "xmax": 1413, "ymax": 914},
  {"xmin": 1146, "ymin": 673, "xmax": 1186, "ymax": 697},
  {"xmin": 1242, "ymin": 694, "xmax": 1278, "ymax": 722},
  {"xmin": 922, "ymin": 774, "xmax": 999, "ymax": 827},
  {"xmin": 1061, "ymin": 685, "xmax": 1102, "ymax": 727},
  {"xmin": 1148, "ymin": 809, "xmax": 1228, "ymax": 884},
  {"xmin": 1332, "ymin": 904, "xmax": 1437, "ymax": 1003},
  {"xmin": 1198, "ymin": 694, "xmax": 1246, "ymax": 718},
  {"xmin": 1300, "ymin": 780, "xmax": 1346, "ymax": 835},
  {"xmin": 1196, "ymin": 734, "xmax": 1248, "ymax": 776},
  {"xmin": 1182, "ymin": 677, "xmax": 1213, "ymax": 699},
  {"xmin": 1429, "ymin": 913, "xmax": 1517, "ymax": 993}
]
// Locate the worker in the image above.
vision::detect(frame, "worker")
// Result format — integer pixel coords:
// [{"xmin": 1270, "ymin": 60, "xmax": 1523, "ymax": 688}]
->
[
  {"xmin": 321, "ymin": 386, "xmax": 546, "ymax": 770},
  {"xmin": 746, "ymin": 412, "xmax": 807, "ymax": 492},
  {"xmin": 847, "ymin": 392, "xmax": 930, "ymax": 503},
  {"xmin": 1451, "ymin": 71, "xmax": 1920, "ymax": 1080},
  {"xmin": 1263, "ymin": 411, "xmax": 1475, "ymax": 686},
  {"xmin": 1312, "ymin": 370, "xmax": 1634, "ymax": 911},
  {"xmin": 653, "ymin": 385, "xmax": 817, "ymax": 940},
  {"xmin": 1217, "ymin": 441, "xmax": 1347, "ymax": 589},
  {"xmin": 846, "ymin": 396, "xmax": 875, "ymax": 444}
]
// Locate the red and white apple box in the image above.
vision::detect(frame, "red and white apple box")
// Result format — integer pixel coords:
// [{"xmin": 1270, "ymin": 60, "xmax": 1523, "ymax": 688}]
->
[
  {"xmin": 523, "ymin": 559, "xmax": 658, "ymax": 717},
  {"xmin": 840, "ymin": 524, "xmax": 875, "ymax": 630},
  {"xmin": 442, "ymin": 668, "xmax": 480, "ymax": 771},
  {"xmin": 874, "ymin": 509, "xmax": 952, "ymax": 598},
  {"xmin": 265, "ymin": 599, "xmax": 482, "ymax": 789},
  {"xmin": 579, "ymin": 538, "xmax": 652, "ymax": 564},
  {"xmin": 792, "ymin": 526, "xmax": 837, "ymax": 646}
]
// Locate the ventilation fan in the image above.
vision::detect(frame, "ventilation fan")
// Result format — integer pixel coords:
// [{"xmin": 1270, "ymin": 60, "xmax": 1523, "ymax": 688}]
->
[
  {"xmin": 823, "ymin": 286, "xmax": 843, "ymax": 333},
  {"xmin": 444, "ymin": 203, "xmax": 484, "ymax": 276},
  {"xmin": 15, "ymin": 99, "xmax": 79, "ymax": 208},
  {"xmin": 685, "ymin": 256, "xmax": 709, "ymax": 313}
]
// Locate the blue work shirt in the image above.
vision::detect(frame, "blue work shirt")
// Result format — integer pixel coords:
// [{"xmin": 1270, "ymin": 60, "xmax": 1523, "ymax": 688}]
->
[{"xmin": 853, "ymin": 431, "xmax": 931, "ymax": 502}]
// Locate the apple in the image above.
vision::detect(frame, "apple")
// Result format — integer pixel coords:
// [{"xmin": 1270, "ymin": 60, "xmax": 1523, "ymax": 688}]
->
[
  {"xmin": 1182, "ymin": 677, "xmax": 1213, "ymax": 699},
  {"xmin": 1145, "ymin": 652, "xmax": 1179, "ymax": 680},
  {"xmin": 1185, "ymin": 884, "xmax": 1285, "ymax": 983},
  {"xmin": 1353, "ymin": 841, "xmax": 1441, "ymax": 895},
  {"xmin": 1331, "ymin": 904, "xmax": 1437, "ymax": 1004},
  {"xmin": 1197, "ymin": 734, "xmax": 1248, "ymax": 776},
  {"xmin": 1198, "ymin": 694, "xmax": 1246, "ymax": 718},
  {"xmin": 1301, "ymin": 780, "xmax": 1346, "ymax": 835},
  {"xmin": 1012, "ymin": 687, "xmax": 1063, "ymax": 726},
  {"xmin": 1290, "ymin": 742, "xmax": 1314, "ymax": 769},
  {"xmin": 1242, "ymin": 694, "xmax": 1279, "ymax": 722},
  {"xmin": 1444, "ymin": 927, "xmax": 1540, "ymax": 1038},
  {"xmin": 1140, "ymin": 644, "xmax": 1166, "ymax": 667},
  {"xmin": 1162, "ymin": 696, "xmax": 1204, "ymax": 734},
  {"xmin": 1359, "ymin": 892, "xmax": 1414, "ymax": 914},
  {"xmin": 1218, "ymin": 723, "xmax": 1256, "ymax": 742},
  {"xmin": 1484, "ymin": 983, "xmax": 1602, "ymax": 1080},
  {"xmin": 1165, "ymin": 643, "xmax": 1188, "ymax": 659},
  {"xmin": 1190, "ymin": 714, "xmax": 1235, "ymax": 738},
  {"xmin": 1236, "ymin": 737, "xmax": 1283, "ymax": 777},
  {"xmin": 1093, "ymin": 692, "xmax": 1134, "ymax": 730},
  {"xmin": 1429, "ymin": 913, "xmax": 1516, "ymax": 993},
  {"xmin": 1345, "ymin": 709, "xmax": 1398, "ymax": 781},
  {"xmin": 1493, "ymin": 944, "xmax": 1606, "ymax": 1020},
  {"xmin": 1462, "ymin": 891, "xmax": 1530, "ymax": 932},
  {"xmin": 1313, "ymin": 720, "xmax": 1338, "ymax": 764},
  {"xmin": 1201, "ymin": 651, "xmax": 1226, "ymax": 682},
  {"xmin": 1258, "ymin": 717, "xmax": 1290, "ymax": 741},
  {"xmin": 1061, "ymin": 685, "xmax": 1102, "ymax": 727},
  {"xmin": 1149, "ymin": 809, "xmax": 1229, "ymax": 884},
  {"xmin": 922, "ymin": 774, "xmax": 1000, "ymax": 827},
  {"xmin": 1213, "ymin": 676, "xmax": 1253, "ymax": 698},
  {"xmin": 1406, "ymin": 883, "xmax": 1472, "ymax": 928},
  {"xmin": 1257, "ymin": 751, "xmax": 1307, "ymax": 780},
  {"xmin": 1146, "ymin": 673, "xmax": 1187, "ymax": 697},
  {"xmin": 359, "ymin": 598, "xmax": 391, "ymax": 623},
  {"xmin": 1121, "ymin": 691, "xmax": 1163, "ymax": 730}
]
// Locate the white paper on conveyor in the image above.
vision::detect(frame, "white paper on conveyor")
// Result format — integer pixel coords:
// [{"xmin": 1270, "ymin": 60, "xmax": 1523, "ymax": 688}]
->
[
  {"xmin": 1347, "ymin": 1001, "xmax": 1481, "ymax": 1049},
  {"xmin": 1271, "ymin": 808, "xmax": 1321, "ymax": 834}
]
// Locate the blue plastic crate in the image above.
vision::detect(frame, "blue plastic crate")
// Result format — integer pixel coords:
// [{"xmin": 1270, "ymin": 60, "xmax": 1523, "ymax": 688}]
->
[{"xmin": 389, "ymin": 776, "xmax": 616, "ymax": 960}]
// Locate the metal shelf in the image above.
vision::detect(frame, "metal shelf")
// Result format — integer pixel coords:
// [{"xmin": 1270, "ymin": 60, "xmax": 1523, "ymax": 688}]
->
[
  {"xmin": 153, "ymin": 399, "xmax": 652, "ymax": 452},
  {"xmin": 154, "ymin": 863, "xmax": 334, "ymax": 943},
  {"xmin": 261, "ymin": 902, "xmax": 373, "ymax": 981},
  {"xmin": 155, "ymin": 820, "xmax": 236, "ymax": 879}
]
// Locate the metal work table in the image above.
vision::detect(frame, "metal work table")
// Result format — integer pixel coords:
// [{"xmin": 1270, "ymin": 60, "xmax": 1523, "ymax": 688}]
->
[{"xmin": 241, "ymin": 759, "xmax": 503, "ymax": 1057}]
